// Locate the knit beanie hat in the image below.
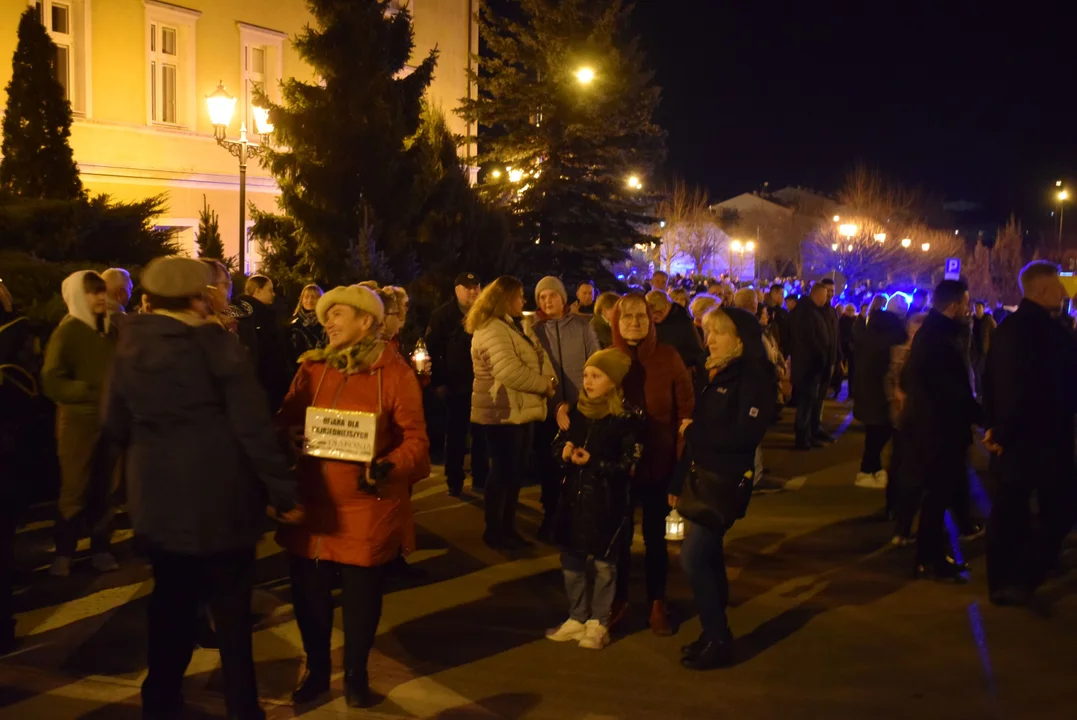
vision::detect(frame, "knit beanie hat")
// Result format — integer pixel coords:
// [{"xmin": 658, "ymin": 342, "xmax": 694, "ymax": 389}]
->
[
  {"xmin": 316, "ymin": 284, "xmax": 385, "ymax": 326},
  {"xmin": 585, "ymin": 348, "xmax": 632, "ymax": 386},
  {"xmin": 535, "ymin": 275, "xmax": 568, "ymax": 305}
]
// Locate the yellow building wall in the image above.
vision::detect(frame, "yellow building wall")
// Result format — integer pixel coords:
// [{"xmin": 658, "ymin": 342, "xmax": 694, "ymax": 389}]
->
[{"xmin": 0, "ymin": 0, "xmax": 476, "ymax": 271}]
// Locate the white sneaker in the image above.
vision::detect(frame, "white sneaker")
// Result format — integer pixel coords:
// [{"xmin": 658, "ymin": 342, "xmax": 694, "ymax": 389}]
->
[
  {"xmin": 545, "ymin": 618, "xmax": 587, "ymax": 642},
  {"xmin": 578, "ymin": 620, "xmax": 609, "ymax": 650},
  {"xmin": 855, "ymin": 472, "xmax": 880, "ymax": 489},
  {"xmin": 49, "ymin": 556, "xmax": 72, "ymax": 577},
  {"xmin": 873, "ymin": 470, "xmax": 889, "ymax": 488}
]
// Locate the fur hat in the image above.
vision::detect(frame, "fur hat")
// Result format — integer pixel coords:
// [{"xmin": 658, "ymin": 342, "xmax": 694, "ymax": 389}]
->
[
  {"xmin": 535, "ymin": 275, "xmax": 568, "ymax": 305},
  {"xmin": 584, "ymin": 348, "xmax": 632, "ymax": 386},
  {"xmin": 141, "ymin": 257, "xmax": 212, "ymax": 298},
  {"xmin": 316, "ymin": 284, "xmax": 385, "ymax": 326}
]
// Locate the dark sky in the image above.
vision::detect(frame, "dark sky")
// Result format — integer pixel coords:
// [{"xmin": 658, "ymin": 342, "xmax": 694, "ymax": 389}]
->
[{"xmin": 631, "ymin": 0, "xmax": 1075, "ymax": 231}]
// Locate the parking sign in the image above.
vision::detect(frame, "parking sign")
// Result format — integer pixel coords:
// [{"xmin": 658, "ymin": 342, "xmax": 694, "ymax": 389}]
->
[{"xmin": 944, "ymin": 257, "xmax": 961, "ymax": 280}]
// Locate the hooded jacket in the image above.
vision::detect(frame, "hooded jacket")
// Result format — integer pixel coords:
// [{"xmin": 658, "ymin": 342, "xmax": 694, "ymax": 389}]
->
[
  {"xmin": 611, "ymin": 303, "xmax": 694, "ymax": 485},
  {"xmin": 41, "ymin": 271, "xmax": 115, "ymax": 414},
  {"xmin": 532, "ymin": 311, "xmax": 600, "ymax": 410},
  {"xmin": 103, "ymin": 312, "xmax": 298, "ymax": 554},
  {"xmin": 671, "ymin": 308, "xmax": 778, "ymax": 493},
  {"xmin": 852, "ymin": 310, "xmax": 908, "ymax": 426}
]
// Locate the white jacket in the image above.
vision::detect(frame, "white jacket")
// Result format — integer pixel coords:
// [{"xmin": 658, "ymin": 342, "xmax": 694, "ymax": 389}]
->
[{"xmin": 470, "ymin": 316, "xmax": 550, "ymax": 425}]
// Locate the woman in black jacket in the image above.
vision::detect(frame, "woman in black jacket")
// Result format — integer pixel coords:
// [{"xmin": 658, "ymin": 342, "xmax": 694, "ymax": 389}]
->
[
  {"xmin": 288, "ymin": 284, "xmax": 326, "ymax": 364},
  {"xmin": 670, "ymin": 307, "xmax": 777, "ymax": 670}
]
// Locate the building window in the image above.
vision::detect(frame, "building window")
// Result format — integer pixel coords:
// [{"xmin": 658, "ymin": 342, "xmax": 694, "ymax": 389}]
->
[
  {"xmin": 237, "ymin": 22, "xmax": 286, "ymax": 137},
  {"xmin": 34, "ymin": 0, "xmax": 89, "ymax": 115},
  {"xmin": 144, "ymin": 1, "xmax": 201, "ymax": 129}
]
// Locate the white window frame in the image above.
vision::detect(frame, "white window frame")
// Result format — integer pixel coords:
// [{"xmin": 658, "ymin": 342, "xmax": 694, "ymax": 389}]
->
[
  {"xmin": 144, "ymin": 0, "xmax": 200, "ymax": 129},
  {"xmin": 237, "ymin": 22, "xmax": 285, "ymax": 139},
  {"xmin": 32, "ymin": 0, "xmax": 91, "ymax": 117},
  {"xmin": 156, "ymin": 217, "xmax": 199, "ymax": 257}
]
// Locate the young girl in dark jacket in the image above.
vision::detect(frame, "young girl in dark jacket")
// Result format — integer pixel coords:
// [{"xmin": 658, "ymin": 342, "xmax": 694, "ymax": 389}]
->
[
  {"xmin": 546, "ymin": 348, "xmax": 642, "ymax": 650},
  {"xmin": 671, "ymin": 307, "xmax": 777, "ymax": 670}
]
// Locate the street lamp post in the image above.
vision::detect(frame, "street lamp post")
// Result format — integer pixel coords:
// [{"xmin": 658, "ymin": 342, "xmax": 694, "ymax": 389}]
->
[
  {"xmin": 1058, "ymin": 188, "xmax": 1069, "ymax": 256},
  {"xmin": 206, "ymin": 82, "xmax": 272, "ymax": 276}
]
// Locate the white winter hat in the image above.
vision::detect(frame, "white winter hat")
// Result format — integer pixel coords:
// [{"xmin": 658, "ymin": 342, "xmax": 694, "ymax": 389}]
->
[{"xmin": 316, "ymin": 284, "xmax": 385, "ymax": 326}]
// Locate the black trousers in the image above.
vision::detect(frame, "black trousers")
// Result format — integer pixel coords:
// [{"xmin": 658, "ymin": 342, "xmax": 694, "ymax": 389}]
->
[
  {"xmin": 143, "ymin": 545, "xmax": 261, "ymax": 720},
  {"xmin": 860, "ymin": 423, "xmax": 893, "ymax": 474},
  {"xmin": 444, "ymin": 391, "xmax": 488, "ymax": 492},
  {"xmin": 482, "ymin": 423, "xmax": 534, "ymax": 538},
  {"xmin": 986, "ymin": 474, "xmax": 1077, "ymax": 593},
  {"xmin": 616, "ymin": 481, "xmax": 670, "ymax": 603},
  {"xmin": 289, "ymin": 555, "xmax": 387, "ymax": 684},
  {"xmin": 914, "ymin": 445, "xmax": 969, "ymax": 566},
  {"xmin": 793, "ymin": 376, "xmax": 827, "ymax": 442},
  {"xmin": 534, "ymin": 418, "xmax": 560, "ymax": 515}
]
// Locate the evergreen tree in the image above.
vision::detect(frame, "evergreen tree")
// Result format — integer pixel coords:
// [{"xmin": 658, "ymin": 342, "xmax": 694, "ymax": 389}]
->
[
  {"xmin": 992, "ymin": 215, "xmax": 1024, "ymax": 304},
  {"xmin": 0, "ymin": 9, "xmax": 82, "ymax": 200},
  {"xmin": 196, "ymin": 195, "xmax": 225, "ymax": 260},
  {"xmin": 252, "ymin": 0, "xmax": 437, "ymax": 286},
  {"xmin": 460, "ymin": 0, "xmax": 666, "ymax": 282}
]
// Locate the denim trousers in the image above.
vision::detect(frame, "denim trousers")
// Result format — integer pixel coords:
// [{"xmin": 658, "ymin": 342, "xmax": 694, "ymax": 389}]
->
[
  {"xmin": 679, "ymin": 521, "xmax": 730, "ymax": 637},
  {"xmin": 561, "ymin": 551, "xmax": 617, "ymax": 625}
]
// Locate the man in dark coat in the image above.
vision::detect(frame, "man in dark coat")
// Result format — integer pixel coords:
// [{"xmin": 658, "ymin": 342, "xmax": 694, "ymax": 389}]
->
[
  {"xmin": 647, "ymin": 290, "xmax": 706, "ymax": 388},
  {"xmin": 765, "ymin": 283, "xmax": 792, "ymax": 358},
  {"xmin": 234, "ymin": 275, "xmax": 293, "ymax": 413},
  {"xmin": 425, "ymin": 272, "xmax": 484, "ymax": 496},
  {"xmin": 852, "ymin": 301, "xmax": 907, "ymax": 489},
  {"xmin": 970, "ymin": 301, "xmax": 996, "ymax": 397},
  {"xmin": 900, "ymin": 280, "xmax": 980, "ymax": 581},
  {"xmin": 103, "ymin": 257, "xmax": 302, "ymax": 720},
  {"xmin": 791, "ymin": 282, "xmax": 837, "ymax": 449},
  {"xmin": 983, "ymin": 261, "xmax": 1077, "ymax": 606}
]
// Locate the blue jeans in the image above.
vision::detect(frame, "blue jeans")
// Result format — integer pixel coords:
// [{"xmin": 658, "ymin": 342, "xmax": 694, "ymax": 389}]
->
[
  {"xmin": 679, "ymin": 521, "xmax": 729, "ymax": 637},
  {"xmin": 562, "ymin": 552, "xmax": 617, "ymax": 625}
]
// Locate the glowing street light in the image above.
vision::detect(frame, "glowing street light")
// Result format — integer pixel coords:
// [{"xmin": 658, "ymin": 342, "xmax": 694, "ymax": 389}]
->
[
  {"xmin": 575, "ymin": 66, "xmax": 596, "ymax": 85},
  {"xmin": 847, "ymin": 244, "xmax": 854, "ymax": 251},
  {"xmin": 745, "ymin": 241, "xmax": 755, "ymax": 252},
  {"xmin": 626, "ymin": 175, "xmax": 643, "ymax": 190},
  {"xmin": 874, "ymin": 233, "xmax": 887, "ymax": 242},
  {"xmin": 1061, "ymin": 190, "xmax": 1070, "ymax": 202},
  {"xmin": 507, "ymin": 167, "xmax": 524, "ymax": 183},
  {"xmin": 901, "ymin": 238, "xmax": 912, "ymax": 248},
  {"xmin": 833, "ymin": 215, "xmax": 841, "ymax": 222},
  {"xmin": 831, "ymin": 243, "xmax": 839, "ymax": 251},
  {"xmin": 490, "ymin": 169, "xmax": 503, "ymax": 179},
  {"xmin": 921, "ymin": 242, "xmax": 931, "ymax": 252},
  {"xmin": 838, "ymin": 223, "xmax": 858, "ymax": 237}
]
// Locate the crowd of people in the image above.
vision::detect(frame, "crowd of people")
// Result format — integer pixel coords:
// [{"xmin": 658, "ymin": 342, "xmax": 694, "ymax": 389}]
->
[{"xmin": 0, "ymin": 254, "xmax": 1075, "ymax": 718}]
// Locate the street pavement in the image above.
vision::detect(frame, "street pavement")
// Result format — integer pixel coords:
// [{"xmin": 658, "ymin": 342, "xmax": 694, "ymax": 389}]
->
[{"xmin": 1, "ymin": 396, "xmax": 1076, "ymax": 720}]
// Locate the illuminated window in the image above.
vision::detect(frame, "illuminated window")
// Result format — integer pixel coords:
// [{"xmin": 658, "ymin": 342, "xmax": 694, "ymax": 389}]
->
[
  {"xmin": 238, "ymin": 23, "xmax": 286, "ymax": 137},
  {"xmin": 144, "ymin": 1, "xmax": 200, "ymax": 129},
  {"xmin": 34, "ymin": 0, "xmax": 88, "ymax": 114}
]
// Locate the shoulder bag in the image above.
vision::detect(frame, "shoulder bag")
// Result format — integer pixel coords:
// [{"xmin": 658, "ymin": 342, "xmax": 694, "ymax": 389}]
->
[{"xmin": 677, "ymin": 462, "xmax": 753, "ymax": 534}]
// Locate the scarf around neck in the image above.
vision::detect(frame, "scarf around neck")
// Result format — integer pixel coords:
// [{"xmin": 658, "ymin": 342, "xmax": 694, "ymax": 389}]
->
[
  {"xmin": 576, "ymin": 388, "xmax": 624, "ymax": 420},
  {"xmin": 295, "ymin": 307, "xmax": 319, "ymax": 328},
  {"xmin": 301, "ymin": 337, "xmax": 385, "ymax": 375},
  {"xmin": 706, "ymin": 341, "xmax": 744, "ymax": 380}
]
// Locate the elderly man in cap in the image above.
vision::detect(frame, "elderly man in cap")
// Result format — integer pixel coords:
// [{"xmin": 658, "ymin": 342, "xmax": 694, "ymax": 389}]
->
[
  {"xmin": 103, "ymin": 256, "xmax": 301, "ymax": 720},
  {"xmin": 426, "ymin": 272, "xmax": 486, "ymax": 496}
]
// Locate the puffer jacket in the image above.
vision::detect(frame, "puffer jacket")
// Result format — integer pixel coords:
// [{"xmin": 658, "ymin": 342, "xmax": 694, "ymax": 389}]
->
[
  {"xmin": 276, "ymin": 344, "xmax": 430, "ymax": 567},
  {"xmin": 551, "ymin": 405, "xmax": 643, "ymax": 560},
  {"xmin": 470, "ymin": 315, "xmax": 550, "ymax": 425},
  {"xmin": 532, "ymin": 312, "xmax": 600, "ymax": 410}
]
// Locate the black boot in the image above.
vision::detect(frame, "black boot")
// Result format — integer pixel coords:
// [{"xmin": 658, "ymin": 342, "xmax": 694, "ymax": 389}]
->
[
  {"xmin": 291, "ymin": 669, "xmax": 330, "ymax": 704},
  {"xmin": 681, "ymin": 632, "xmax": 707, "ymax": 658},
  {"xmin": 345, "ymin": 669, "xmax": 377, "ymax": 709},
  {"xmin": 681, "ymin": 631, "xmax": 734, "ymax": 670}
]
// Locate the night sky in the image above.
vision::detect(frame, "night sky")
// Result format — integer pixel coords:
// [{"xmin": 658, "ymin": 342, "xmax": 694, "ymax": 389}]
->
[{"xmin": 631, "ymin": 0, "xmax": 1075, "ymax": 233}]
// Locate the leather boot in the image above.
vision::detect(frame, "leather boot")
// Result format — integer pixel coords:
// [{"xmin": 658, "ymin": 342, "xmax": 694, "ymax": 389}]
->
[
  {"xmin": 648, "ymin": 600, "xmax": 672, "ymax": 636},
  {"xmin": 291, "ymin": 669, "xmax": 330, "ymax": 705}
]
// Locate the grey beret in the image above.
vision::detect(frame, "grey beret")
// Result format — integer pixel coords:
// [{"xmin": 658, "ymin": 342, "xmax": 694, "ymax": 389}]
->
[{"xmin": 141, "ymin": 257, "xmax": 213, "ymax": 298}]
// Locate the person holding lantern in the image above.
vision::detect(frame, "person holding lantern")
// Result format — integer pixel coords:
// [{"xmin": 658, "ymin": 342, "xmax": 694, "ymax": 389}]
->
[
  {"xmin": 670, "ymin": 306, "xmax": 777, "ymax": 670},
  {"xmin": 546, "ymin": 348, "xmax": 642, "ymax": 650},
  {"xmin": 276, "ymin": 284, "xmax": 430, "ymax": 708}
]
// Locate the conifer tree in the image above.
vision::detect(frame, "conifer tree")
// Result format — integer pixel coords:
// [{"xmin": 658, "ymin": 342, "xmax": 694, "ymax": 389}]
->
[
  {"xmin": 196, "ymin": 195, "xmax": 226, "ymax": 260},
  {"xmin": 0, "ymin": 9, "xmax": 82, "ymax": 200},
  {"xmin": 252, "ymin": 0, "xmax": 437, "ymax": 286},
  {"xmin": 460, "ymin": 0, "xmax": 666, "ymax": 281}
]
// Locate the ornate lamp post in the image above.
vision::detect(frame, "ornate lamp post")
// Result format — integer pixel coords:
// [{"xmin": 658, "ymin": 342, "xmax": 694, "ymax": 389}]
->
[{"xmin": 206, "ymin": 82, "xmax": 273, "ymax": 275}]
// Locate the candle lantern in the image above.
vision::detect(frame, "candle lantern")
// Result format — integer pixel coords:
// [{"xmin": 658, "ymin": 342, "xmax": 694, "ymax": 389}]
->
[{"xmin": 665, "ymin": 509, "xmax": 685, "ymax": 541}]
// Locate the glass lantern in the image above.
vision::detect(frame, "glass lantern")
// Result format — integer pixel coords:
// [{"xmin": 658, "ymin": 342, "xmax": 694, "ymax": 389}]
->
[
  {"xmin": 665, "ymin": 509, "xmax": 685, "ymax": 541},
  {"xmin": 411, "ymin": 337, "xmax": 431, "ymax": 376}
]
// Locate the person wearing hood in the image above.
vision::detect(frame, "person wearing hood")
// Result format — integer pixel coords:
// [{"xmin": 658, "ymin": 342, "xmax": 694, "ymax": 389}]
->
[
  {"xmin": 670, "ymin": 306, "xmax": 777, "ymax": 670},
  {"xmin": 101, "ymin": 268, "xmax": 132, "ymax": 319},
  {"xmin": 234, "ymin": 275, "xmax": 292, "ymax": 413},
  {"xmin": 852, "ymin": 295, "xmax": 906, "ymax": 490},
  {"xmin": 559, "ymin": 293, "xmax": 693, "ymax": 635},
  {"xmin": 288, "ymin": 284, "xmax": 326, "ymax": 364},
  {"xmin": 590, "ymin": 291, "xmax": 621, "ymax": 349},
  {"xmin": 647, "ymin": 290, "xmax": 706, "ymax": 388},
  {"xmin": 531, "ymin": 276, "xmax": 601, "ymax": 538},
  {"xmin": 41, "ymin": 270, "xmax": 119, "ymax": 578},
  {"xmin": 276, "ymin": 283, "xmax": 430, "ymax": 708},
  {"xmin": 102, "ymin": 257, "xmax": 302, "ymax": 720}
]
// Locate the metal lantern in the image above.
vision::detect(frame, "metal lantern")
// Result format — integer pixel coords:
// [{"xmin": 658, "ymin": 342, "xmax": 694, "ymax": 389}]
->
[
  {"xmin": 411, "ymin": 337, "xmax": 431, "ymax": 375},
  {"xmin": 665, "ymin": 509, "xmax": 685, "ymax": 541}
]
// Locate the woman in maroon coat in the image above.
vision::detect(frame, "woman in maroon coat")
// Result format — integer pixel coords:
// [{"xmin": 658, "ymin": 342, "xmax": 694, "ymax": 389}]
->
[{"xmin": 563, "ymin": 292, "xmax": 694, "ymax": 634}]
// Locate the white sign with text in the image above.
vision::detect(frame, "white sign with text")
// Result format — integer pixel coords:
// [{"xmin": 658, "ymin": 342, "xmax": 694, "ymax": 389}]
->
[{"xmin": 303, "ymin": 407, "xmax": 377, "ymax": 463}]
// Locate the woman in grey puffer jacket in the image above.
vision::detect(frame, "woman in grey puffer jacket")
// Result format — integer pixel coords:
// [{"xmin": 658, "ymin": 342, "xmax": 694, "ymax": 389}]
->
[{"xmin": 531, "ymin": 276, "xmax": 601, "ymax": 536}]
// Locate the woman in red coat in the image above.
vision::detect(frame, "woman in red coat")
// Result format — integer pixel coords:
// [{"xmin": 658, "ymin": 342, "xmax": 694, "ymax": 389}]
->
[{"xmin": 276, "ymin": 284, "xmax": 430, "ymax": 709}]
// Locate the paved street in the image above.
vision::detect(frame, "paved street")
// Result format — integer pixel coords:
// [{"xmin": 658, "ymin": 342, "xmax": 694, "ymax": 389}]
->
[{"xmin": 1, "ymin": 398, "xmax": 1075, "ymax": 720}]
